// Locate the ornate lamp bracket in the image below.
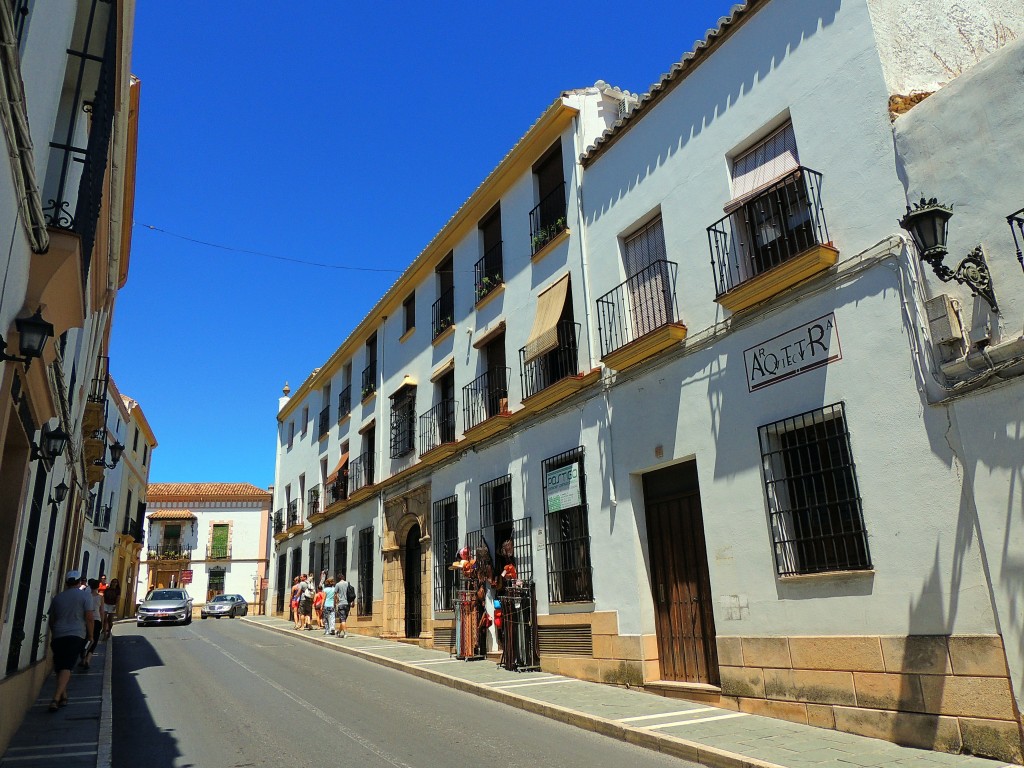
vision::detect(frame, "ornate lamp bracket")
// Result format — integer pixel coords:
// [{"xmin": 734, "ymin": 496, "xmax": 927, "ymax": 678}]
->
[{"xmin": 925, "ymin": 245, "xmax": 999, "ymax": 314}]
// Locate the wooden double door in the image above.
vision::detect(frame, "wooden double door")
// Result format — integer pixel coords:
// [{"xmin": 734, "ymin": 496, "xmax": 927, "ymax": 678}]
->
[{"xmin": 643, "ymin": 461, "xmax": 718, "ymax": 685}]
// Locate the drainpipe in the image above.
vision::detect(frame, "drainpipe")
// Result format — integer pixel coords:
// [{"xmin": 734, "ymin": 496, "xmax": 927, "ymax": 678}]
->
[{"xmin": 571, "ymin": 114, "xmax": 597, "ymax": 371}]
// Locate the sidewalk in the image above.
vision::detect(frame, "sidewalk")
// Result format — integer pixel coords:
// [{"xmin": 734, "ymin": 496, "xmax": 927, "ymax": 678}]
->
[
  {"xmin": 0, "ymin": 639, "xmax": 112, "ymax": 768},
  {"xmin": 244, "ymin": 615, "xmax": 1020, "ymax": 768}
]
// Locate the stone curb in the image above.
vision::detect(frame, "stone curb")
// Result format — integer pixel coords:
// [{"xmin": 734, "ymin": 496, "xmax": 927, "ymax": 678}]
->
[
  {"xmin": 241, "ymin": 618, "xmax": 783, "ymax": 768},
  {"xmin": 96, "ymin": 638, "xmax": 113, "ymax": 768}
]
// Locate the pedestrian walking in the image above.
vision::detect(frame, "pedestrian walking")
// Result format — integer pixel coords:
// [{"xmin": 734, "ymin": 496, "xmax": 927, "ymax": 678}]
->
[
  {"xmin": 47, "ymin": 571, "xmax": 95, "ymax": 712},
  {"xmin": 297, "ymin": 573, "xmax": 315, "ymax": 630},
  {"xmin": 101, "ymin": 577, "xmax": 121, "ymax": 638},
  {"xmin": 313, "ymin": 585, "xmax": 325, "ymax": 629},
  {"xmin": 290, "ymin": 576, "xmax": 301, "ymax": 628},
  {"xmin": 79, "ymin": 579, "xmax": 103, "ymax": 669},
  {"xmin": 335, "ymin": 572, "xmax": 353, "ymax": 638},
  {"xmin": 321, "ymin": 578, "xmax": 337, "ymax": 635}
]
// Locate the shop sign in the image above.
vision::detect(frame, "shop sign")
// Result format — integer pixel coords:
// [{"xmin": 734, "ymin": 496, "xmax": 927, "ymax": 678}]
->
[
  {"xmin": 545, "ymin": 463, "xmax": 582, "ymax": 511},
  {"xmin": 744, "ymin": 313, "xmax": 842, "ymax": 392},
  {"xmin": 180, "ymin": 569, "xmax": 194, "ymax": 584}
]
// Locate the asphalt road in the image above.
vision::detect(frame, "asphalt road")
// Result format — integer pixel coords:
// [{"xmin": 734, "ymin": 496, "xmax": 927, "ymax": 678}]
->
[{"xmin": 112, "ymin": 618, "xmax": 696, "ymax": 768}]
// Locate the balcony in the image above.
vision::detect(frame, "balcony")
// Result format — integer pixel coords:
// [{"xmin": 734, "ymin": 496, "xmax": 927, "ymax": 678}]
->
[
  {"xmin": 318, "ymin": 407, "xmax": 330, "ymax": 439},
  {"xmin": 596, "ymin": 260, "xmax": 687, "ymax": 371},
  {"xmin": 462, "ymin": 367, "xmax": 511, "ymax": 437},
  {"xmin": 707, "ymin": 167, "xmax": 837, "ymax": 313},
  {"xmin": 286, "ymin": 500, "xmax": 301, "ymax": 532},
  {"xmin": 209, "ymin": 543, "xmax": 231, "ymax": 560},
  {"xmin": 520, "ymin": 322, "xmax": 580, "ymax": 399},
  {"xmin": 338, "ymin": 385, "xmax": 352, "ymax": 423},
  {"xmin": 273, "ymin": 509, "xmax": 285, "ymax": 537},
  {"xmin": 148, "ymin": 544, "xmax": 192, "ymax": 561},
  {"xmin": 530, "ymin": 183, "xmax": 568, "ymax": 257},
  {"xmin": 474, "ymin": 243, "xmax": 503, "ymax": 305},
  {"xmin": 328, "ymin": 473, "xmax": 349, "ymax": 505},
  {"xmin": 361, "ymin": 363, "xmax": 377, "ymax": 401},
  {"xmin": 432, "ymin": 287, "xmax": 455, "ymax": 340},
  {"xmin": 419, "ymin": 399, "xmax": 458, "ymax": 459},
  {"xmin": 348, "ymin": 452, "xmax": 374, "ymax": 496},
  {"xmin": 122, "ymin": 516, "xmax": 144, "ymax": 543},
  {"xmin": 307, "ymin": 486, "xmax": 321, "ymax": 518},
  {"xmin": 94, "ymin": 505, "xmax": 112, "ymax": 532},
  {"xmin": 1010, "ymin": 207, "xmax": 1024, "ymax": 271}
]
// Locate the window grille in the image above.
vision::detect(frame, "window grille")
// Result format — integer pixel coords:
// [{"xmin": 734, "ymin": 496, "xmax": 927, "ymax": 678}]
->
[
  {"xmin": 320, "ymin": 536, "xmax": 331, "ymax": 579},
  {"xmin": 758, "ymin": 402, "xmax": 870, "ymax": 576},
  {"xmin": 389, "ymin": 386, "xmax": 416, "ymax": 458},
  {"xmin": 308, "ymin": 541, "xmax": 315, "ymax": 576},
  {"xmin": 208, "ymin": 569, "xmax": 226, "ymax": 596},
  {"xmin": 333, "ymin": 537, "xmax": 348, "ymax": 580},
  {"xmin": 542, "ymin": 447, "xmax": 592, "ymax": 602},
  {"xmin": 432, "ymin": 496, "xmax": 458, "ymax": 611},
  {"xmin": 289, "ymin": 547, "xmax": 302, "ymax": 583},
  {"xmin": 358, "ymin": 526, "xmax": 374, "ymax": 615},
  {"xmin": 210, "ymin": 524, "xmax": 229, "ymax": 559},
  {"xmin": 276, "ymin": 554, "xmax": 287, "ymax": 613}
]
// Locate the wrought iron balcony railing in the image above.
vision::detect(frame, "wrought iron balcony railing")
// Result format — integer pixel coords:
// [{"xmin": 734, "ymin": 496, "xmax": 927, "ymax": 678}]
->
[
  {"xmin": 432, "ymin": 287, "xmax": 455, "ymax": 339},
  {"xmin": 328, "ymin": 473, "xmax": 349, "ymax": 504},
  {"xmin": 361, "ymin": 363, "xmax": 376, "ymax": 401},
  {"xmin": 419, "ymin": 399, "xmax": 457, "ymax": 456},
  {"xmin": 42, "ymin": 0, "xmax": 116, "ymax": 278},
  {"xmin": 596, "ymin": 260, "xmax": 681, "ymax": 357},
  {"xmin": 273, "ymin": 509, "xmax": 285, "ymax": 535},
  {"xmin": 94, "ymin": 505, "xmax": 112, "ymax": 532},
  {"xmin": 338, "ymin": 385, "xmax": 352, "ymax": 422},
  {"xmin": 209, "ymin": 544, "xmax": 231, "ymax": 560},
  {"xmin": 707, "ymin": 167, "xmax": 830, "ymax": 298},
  {"xmin": 149, "ymin": 544, "xmax": 192, "ymax": 561},
  {"xmin": 474, "ymin": 242, "xmax": 503, "ymax": 302},
  {"xmin": 519, "ymin": 322, "xmax": 580, "ymax": 400},
  {"xmin": 318, "ymin": 406, "xmax": 330, "ymax": 438},
  {"xmin": 348, "ymin": 452, "xmax": 374, "ymax": 494},
  {"xmin": 287, "ymin": 500, "xmax": 300, "ymax": 528},
  {"xmin": 307, "ymin": 486, "xmax": 321, "ymax": 516},
  {"xmin": 88, "ymin": 355, "xmax": 109, "ymax": 403},
  {"xmin": 462, "ymin": 367, "xmax": 510, "ymax": 431},
  {"xmin": 122, "ymin": 515, "xmax": 144, "ymax": 542},
  {"xmin": 1009, "ymin": 207, "xmax": 1024, "ymax": 273},
  {"xmin": 530, "ymin": 183, "xmax": 567, "ymax": 255}
]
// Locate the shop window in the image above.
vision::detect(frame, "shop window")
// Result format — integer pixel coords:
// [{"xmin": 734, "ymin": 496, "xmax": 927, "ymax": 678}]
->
[
  {"xmin": 208, "ymin": 568, "xmax": 225, "ymax": 599},
  {"xmin": 758, "ymin": 402, "xmax": 870, "ymax": 576},
  {"xmin": 432, "ymin": 496, "xmax": 458, "ymax": 611},
  {"xmin": 358, "ymin": 526, "xmax": 374, "ymax": 615},
  {"xmin": 541, "ymin": 447, "xmax": 592, "ymax": 602}
]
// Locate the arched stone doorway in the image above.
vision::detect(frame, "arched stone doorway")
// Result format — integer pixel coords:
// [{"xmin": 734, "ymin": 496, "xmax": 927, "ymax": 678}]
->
[{"xmin": 404, "ymin": 524, "xmax": 422, "ymax": 638}]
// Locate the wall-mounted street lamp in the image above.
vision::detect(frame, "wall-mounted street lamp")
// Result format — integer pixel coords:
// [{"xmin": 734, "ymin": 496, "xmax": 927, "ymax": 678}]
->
[
  {"xmin": 899, "ymin": 198, "xmax": 999, "ymax": 313},
  {"xmin": 93, "ymin": 440, "xmax": 125, "ymax": 469},
  {"xmin": 30, "ymin": 423, "xmax": 69, "ymax": 463},
  {"xmin": 0, "ymin": 308, "xmax": 55, "ymax": 369},
  {"xmin": 49, "ymin": 481, "xmax": 69, "ymax": 505}
]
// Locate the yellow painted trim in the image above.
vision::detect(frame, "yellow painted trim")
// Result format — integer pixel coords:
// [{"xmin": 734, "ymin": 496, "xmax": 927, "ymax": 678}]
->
[
  {"xmin": 360, "ymin": 389, "xmax": 377, "ymax": 406},
  {"xmin": 601, "ymin": 323, "xmax": 688, "ymax": 371},
  {"xmin": 519, "ymin": 369, "xmax": 601, "ymax": 414},
  {"xmin": 418, "ymin": 441, "xmax": 460, "ymax": 466},
  {"xmin": 474, "ymin": 282, "xmax": 505, "ymax": 310},
  {"xmin": 716, "ymin": 244, "xmax": 839, "ymax": 313},
  {"xmin": 338, "ymin": 411, "xmax": 352, "ymax": 427},
  {"xmin": 399, "ymin": 327, "xmax": 415, "ymax": 344},
  {"xmin": 462, "ymin": 412, "xmax": 515, "ymax": 442},
  {"xmin": 531, "ymin": 227, "xmax": 571, "ymax": 264},
  {"xmin": 431, "ymin": 323, "xmax": 456, "ymax": 348}
]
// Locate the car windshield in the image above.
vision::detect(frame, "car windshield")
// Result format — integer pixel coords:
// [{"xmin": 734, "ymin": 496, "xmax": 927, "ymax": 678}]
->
[
  {"xmin": 211, "ymin": 595, "xmax": 232, "ymax": 603},
  {"xmin": 148, "ymin": 590, "xmax": 186, "ymax": 601}
]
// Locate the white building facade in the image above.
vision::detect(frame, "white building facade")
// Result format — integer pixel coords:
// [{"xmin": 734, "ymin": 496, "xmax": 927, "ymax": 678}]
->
[
  {"xmin": 268, "ymin": 1, "xmax": 1024, "ymax": 759},
  {"xmin": 140, "ymin": 484, "xmax": 272, "ymax": 610}
]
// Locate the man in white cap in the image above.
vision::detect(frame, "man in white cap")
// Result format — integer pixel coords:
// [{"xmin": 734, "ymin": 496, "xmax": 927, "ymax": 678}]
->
[{"xmin": 46, "ymin": 570, "xmax": 94, "ymax": 712}]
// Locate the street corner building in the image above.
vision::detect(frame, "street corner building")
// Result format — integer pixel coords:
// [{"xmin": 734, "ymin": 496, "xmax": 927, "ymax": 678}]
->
[
  {"xmin": 139, "ymin": 483, "xmax": 273, "ymax": 613},
  {"xmin": 0, "ymin": 0, "xmax": 150, "ymax": 754},
  {"xmin": 267, "ymin": 0, "xmax": 1024, "ymax": 761}
]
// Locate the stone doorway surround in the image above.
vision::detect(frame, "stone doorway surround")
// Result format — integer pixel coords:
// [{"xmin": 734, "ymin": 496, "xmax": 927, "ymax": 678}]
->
[{"xmin": 381, "ymin": 483, "xmax": 432, "ymax": 643}]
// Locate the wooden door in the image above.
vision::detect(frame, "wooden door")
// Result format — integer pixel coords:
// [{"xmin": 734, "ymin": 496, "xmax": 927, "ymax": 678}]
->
[{"xmin": 643, "ymin": 462, "xmax": 718, "ymax": 685}]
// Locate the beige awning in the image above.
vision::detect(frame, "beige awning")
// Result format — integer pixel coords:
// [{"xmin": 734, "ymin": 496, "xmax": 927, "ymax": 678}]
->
[
  {"xmin": 524, "ymin": 275, "xmax": 569, "ymax": 362},
  {"xmin": 326, "ymin": 452, "xmax": 349, "ymax": 484}
]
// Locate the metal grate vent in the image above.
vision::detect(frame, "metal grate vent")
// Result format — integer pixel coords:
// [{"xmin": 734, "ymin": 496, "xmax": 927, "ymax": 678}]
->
[
  {"xmin": 433, "ymin": 627, "xmax": 454, "ymax": 650},
  {"xmin": 537, "ymin": 624, "xmax": 593, "ymax": 656}
]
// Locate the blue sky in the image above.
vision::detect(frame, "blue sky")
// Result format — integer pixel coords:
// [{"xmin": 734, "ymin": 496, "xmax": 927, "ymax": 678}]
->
[{"xmin": 114, "ymin": 2, "xmax": 737, "ymax": 488}]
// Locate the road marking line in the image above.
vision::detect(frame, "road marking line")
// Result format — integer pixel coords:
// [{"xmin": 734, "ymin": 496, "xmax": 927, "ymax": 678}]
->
[
  {"xmin": 189, "ymin": 630, "xmax": 414, "ymax": 768},
  {"xmin": 643, "ymin": 712, "xmax": 748, "ymax": 729},
  {"xmin": 489, "ymin": 678, "xmax": 580, "ymax": 690},
  {"xmin": 0, "ymin": 751, "xmax": 98, "ymax": 762},
  {"xmin": 618, "ymin": 708, "xmax": 717, "ymax": 722}
]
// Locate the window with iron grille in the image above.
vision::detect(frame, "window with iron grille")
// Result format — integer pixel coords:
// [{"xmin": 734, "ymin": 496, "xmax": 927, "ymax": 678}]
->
[
  {"xmin": 319, "ymin": 536, "xmax": 331, "ymax": 579},
  {"xmin": 542, "ymin": 447, "xmax": 592, "ymax": 602},
  {"xmin": 358, "ymin": 526, "xmax": 374, "ymax": 615},
  {"xmin": 334, "ymin": 536, "xmax": 348, "ymax": 580},
  {"xmin": 432, "ymin": 496, "xmax": 458, "ymax": 611},
  {"xmin": 480, "ymin": 474, "xmax": 533, "ymax": 583},
  {"xmin": 308, "ymin": 541, "xmax": 315, "ymax": 576},
  {"xmin": 389, "ymin": 386, "xmax": 416, "ymax": 458},
  {"xmin": 276, "ymin": 553, "xmax": 287, "ymax": 613},
  {"xmin": 209, "ymin": 524, "xmax": 229, "ymax": 560},
  {"xmin": 758, "ymin": 402, "xmax": 870, "ymax": 577},
  {"xmin": 208, "ymin": 568, "xmax": 225, "ymax": 597}
]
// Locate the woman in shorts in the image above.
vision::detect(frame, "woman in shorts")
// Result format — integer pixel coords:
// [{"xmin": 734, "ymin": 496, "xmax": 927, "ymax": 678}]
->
[{"xmin": 101, "ymin": 578, "xmax": 121, "ymax": 638}]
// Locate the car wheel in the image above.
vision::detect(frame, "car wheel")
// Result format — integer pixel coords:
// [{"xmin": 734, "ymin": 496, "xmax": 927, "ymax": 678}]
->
[
  {"xmin": 230, "ymin": 609, "xmax": 236, "ymax": 618},
  {"xmin": 201, "ymin": 614, "xmax": 207, "ymax": 620},
  {"xmin": 184, "ymin": 614, "xmax": 192, "ymax": 626},
  {"xmin": 136, "ymin": 621, "xmax": 144, "ymax": 628},
  {"xmin": 215, "ymin": 615, "xmax": 221, "ymax": 619}
]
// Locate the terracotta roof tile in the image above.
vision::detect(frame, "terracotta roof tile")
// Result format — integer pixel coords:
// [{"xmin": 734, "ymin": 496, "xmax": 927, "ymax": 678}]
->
[
  {"xmin": 147, "ymin": 483, "xmax": 271, "ymax": 501},
  {"xmin": 147, "ymin": 508, "xmax": 196, "ymax": 520}
]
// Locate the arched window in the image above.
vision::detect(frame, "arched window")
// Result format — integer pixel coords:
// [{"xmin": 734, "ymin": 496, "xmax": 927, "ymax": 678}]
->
[
  {"xmin": 98, "ymin": 559, "xmax": 106, "ymax": 580},
  {"xmin": 81, "ymin": 551, "xmax": 91, "ymax": 579}
]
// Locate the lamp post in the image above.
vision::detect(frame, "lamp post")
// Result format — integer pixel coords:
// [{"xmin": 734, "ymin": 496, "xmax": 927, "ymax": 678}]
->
[
  {"xmin": 30, "ymin": 423, "xmax": 69, "ymax": 463},
  {"xmin": 0, "ymin": 308, "xmax": 55, "ymax": 369},
  {"xmin": 899, "ymin": 198, "xmax": 999, "ymax": 313},
  {"xmin": 94, "ymin": 440, "xmax": 125, "ymax": 469}
]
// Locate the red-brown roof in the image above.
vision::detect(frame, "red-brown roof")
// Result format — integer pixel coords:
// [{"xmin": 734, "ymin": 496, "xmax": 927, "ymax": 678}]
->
[
  {"xmin": 147, "ymin": 509, "xmax": 196, "ymax": 520},
  {"xmin": 147, "ymin": 483, "xmax": 271, "ymax": 502}
]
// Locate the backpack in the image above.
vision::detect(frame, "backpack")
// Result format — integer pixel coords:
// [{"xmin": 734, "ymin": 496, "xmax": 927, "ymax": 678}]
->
[
  {"xmin": 346, "ymin": 583, "xmax": 356, "ymax": 605},
  {"xmin": 302, "ymin": 582, "xmax": 315, "ymax": 600}
]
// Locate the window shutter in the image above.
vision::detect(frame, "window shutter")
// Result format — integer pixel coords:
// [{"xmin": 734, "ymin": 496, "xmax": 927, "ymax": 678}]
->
[{"xmin": 726, "ymin": 123, "xmax": 799, "ymax": 211}]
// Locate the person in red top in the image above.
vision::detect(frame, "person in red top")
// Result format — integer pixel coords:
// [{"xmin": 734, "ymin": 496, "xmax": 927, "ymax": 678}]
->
[{"xmin": 313, "ymin": 586, "xmax": 325, "ymax": 629}]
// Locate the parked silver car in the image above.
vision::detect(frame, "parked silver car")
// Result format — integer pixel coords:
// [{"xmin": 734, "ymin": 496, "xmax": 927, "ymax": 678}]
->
[
  {"xmin": 136, "ymin": 588, "xmax": 193, "ymax": 626},
  {"xmin": 200, "ymin": 594, "xmax": 248, "ymax": 619}
]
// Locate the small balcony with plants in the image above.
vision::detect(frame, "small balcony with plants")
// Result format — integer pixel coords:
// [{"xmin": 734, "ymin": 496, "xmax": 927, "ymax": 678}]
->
[
  {"xmin": 337, "ymin": 385, "xmax": 352, "ymax": 423},
  {"xmin": 148, "ymin": 544, "xmax": 192, "ymax": 562},
  {"xmin": 361, "ymin": 363, "xmax": 377, "ymax": 402},
  {"xmin": 596, "ymin": 259, "xmax": 686, "ymax": 371},
  {"xmin": 273, "ymin": 509, "xmax": 286, "ymax": 538},
  {"xmin": 530, "ymin": 183, "xmax": 568, "ymax": 259},
  {"xmin": 432, "ymin": 287, "xmax": 455, "ymax": 341},
  {"xmin": 328, "ymin": 472, "xmax": 349, "ymax": 506},
  {"xmin": 474, "ymin": 243, "xmax": 503, "ymax": 306},
  {"xmin": 418, "ymin": 398, "xmax": 458, "ymax": 461},
  {"xmin": 307, "ymin": 486, "xmax": 321, "ymax": 519},
  {"xmin": 286, "ymin": 500, "xmax": 301, "ymax": 532},
  {"xmin": 707, "ymin": 167, "xmax": 837, "ymax": 313},
  {"xmin": 462, "ymin": 367, "xmax": 511, "ymax": 438}
]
